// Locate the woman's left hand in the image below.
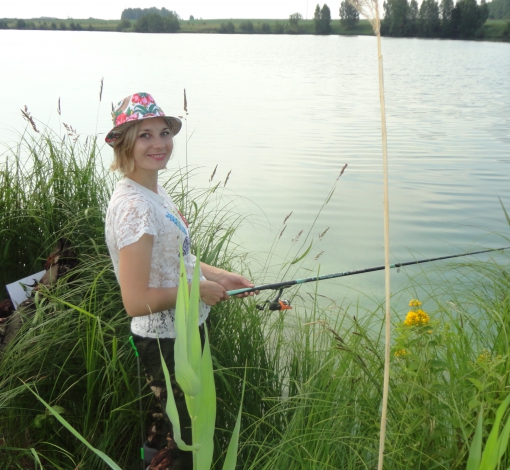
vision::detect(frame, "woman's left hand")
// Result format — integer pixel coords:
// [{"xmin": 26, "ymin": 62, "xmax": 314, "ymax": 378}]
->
[{"xmin": 214, "ymin": 272, "xmax": 258, "ymax": 298}]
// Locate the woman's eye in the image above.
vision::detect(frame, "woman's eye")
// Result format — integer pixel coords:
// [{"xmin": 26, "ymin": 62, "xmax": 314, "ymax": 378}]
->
[
  {"xmin": 161, "ymin": 131, "xmax": 170, "ymax": 137},
  {"xmin": 140, "ymin": 133, "xmax": 150, "ymax": 139}
]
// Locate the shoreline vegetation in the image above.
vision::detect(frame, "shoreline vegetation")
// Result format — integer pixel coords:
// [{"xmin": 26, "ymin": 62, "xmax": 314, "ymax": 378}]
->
[
  {"xmin": 2, "ymin": 117, "xmax": 510, "ymax": 467},
  {"xmin": 0, "ymin": 5, "xmax": 509, "ymax": 42}
]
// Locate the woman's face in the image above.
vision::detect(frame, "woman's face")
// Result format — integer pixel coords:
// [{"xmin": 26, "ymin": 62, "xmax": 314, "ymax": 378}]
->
[{"xmin": 132, "ymin": 117, "xmax": 173, "ymax": 173}]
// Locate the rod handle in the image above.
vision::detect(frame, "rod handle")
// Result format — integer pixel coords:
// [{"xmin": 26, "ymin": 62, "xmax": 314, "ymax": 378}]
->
[{"xmin": 129, "ymin": 335, "xmax": 139, "ymax": 357}]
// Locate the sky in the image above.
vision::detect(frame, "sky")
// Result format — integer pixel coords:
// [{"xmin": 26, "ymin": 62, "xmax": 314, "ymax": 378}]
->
[{"xmin": 2, "ymin": 0, "xmax": 350, "ymax": 21}]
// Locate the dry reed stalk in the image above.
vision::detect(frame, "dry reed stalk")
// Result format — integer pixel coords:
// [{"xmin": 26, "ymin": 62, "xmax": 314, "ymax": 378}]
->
[
  {"xmin": 224, "ymin": 170, "xmax": 231, "ymax": 187},
  {"xmin": 20, "ymin": 106, "xmax": 39, "ymax": 133},
  {"xmin": 99, "ymin": 77, "xmax": 104, "ymax": 102},
  {"xmin": 209, "ymin": 163, "xmax": 218, "ymax": 182},
  {"xmin": 346, "ymin": 1, "xmax": 390, "ymax": 469}
]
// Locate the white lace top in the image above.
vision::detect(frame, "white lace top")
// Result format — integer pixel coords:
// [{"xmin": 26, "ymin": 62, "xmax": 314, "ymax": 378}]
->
[{"xmin": 105, "ymin": 177, "xmax": 210, "ymax": 338}]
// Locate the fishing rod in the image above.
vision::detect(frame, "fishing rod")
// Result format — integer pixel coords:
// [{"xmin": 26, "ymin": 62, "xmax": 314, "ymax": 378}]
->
[{"xmin": 227, "ymin": 246, "xmax": 510, "ymax": 309}]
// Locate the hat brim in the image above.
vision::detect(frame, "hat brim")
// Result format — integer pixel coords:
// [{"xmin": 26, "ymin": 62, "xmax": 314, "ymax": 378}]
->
[{"xmin": 105, "ymin": 115, "xmax": 182, "ymax": 147}]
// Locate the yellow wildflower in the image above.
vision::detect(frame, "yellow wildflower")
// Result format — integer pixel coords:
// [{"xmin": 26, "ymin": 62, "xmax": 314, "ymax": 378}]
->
[
  {"xmin": 477, "ymin": 349, "xmax": 491, "ymax": 363},
  {"xmin": 408, "ymin": 299, "xmax": 422, "ymax": 307},
  {"xmin": 404, "ymin": 309, "xmax": 430, "ymax": 326},
  {"xmin": 394, "ymin": 349, "xmax": 407, "ymax": 357}
]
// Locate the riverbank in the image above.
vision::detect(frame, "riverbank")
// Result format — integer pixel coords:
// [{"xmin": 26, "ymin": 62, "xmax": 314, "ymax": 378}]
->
[
  {"xmin": 1, "ymin": 17, "xmax": 509, "ymax": 41},
  {"xmin": 1, "ymin": 127, "xmax": 510, "ymax": 468}
]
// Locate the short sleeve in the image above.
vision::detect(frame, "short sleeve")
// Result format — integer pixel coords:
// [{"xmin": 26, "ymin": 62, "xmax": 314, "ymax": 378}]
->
[{"xmin": 113, "ymin": 196, "xmax": 158, "ymax": 250}]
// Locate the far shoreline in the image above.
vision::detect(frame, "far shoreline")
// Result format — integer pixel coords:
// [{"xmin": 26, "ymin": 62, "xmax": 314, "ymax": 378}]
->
[{"xmin": 0, "ymin": 17, "xmax": 508, "ymax": 42}]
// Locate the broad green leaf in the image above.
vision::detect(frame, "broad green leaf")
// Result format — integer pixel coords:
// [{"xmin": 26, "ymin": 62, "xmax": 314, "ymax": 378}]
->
[
  {"xmin": 222, "ymin": 367, "xmax": 247, "ymax": 470},
  {"xmin": 496, "ymin": 404, "xmax": 510, "ymax": 461},
  {"xmin": 469, "ymin": 399, "xmax": 482, "ymax": 411},
  {"xmin": 429, "ymin": 360, "xmax": 449, "ymax": 369},
  {"xmin": 195, "ymin": 328, "xmax": 216, "ymax": 470},
  {"xmin": 466, "ymin": 405, "xmax": 483, "ymax": 470},
  {"xmin": 25, "ymin": 384, "xmax": 122, "ymax": 469},
  {"xmin": 174, "ymin": 256, "xmax": 201, "ymax": 397},
  {"xmin": 187, "ymin": 246, "xmax": 202, "ymax": 382},
  {"xmin": 159, "ymin": 340, "xmax": 200, "ymax": 452},
  {"xmin": 480, "ymin": 393, "xmax": 510, "ymax": 469},
  {"xmin": 467, "ymin": 378, "xmax": 486, "ymax": 392}
]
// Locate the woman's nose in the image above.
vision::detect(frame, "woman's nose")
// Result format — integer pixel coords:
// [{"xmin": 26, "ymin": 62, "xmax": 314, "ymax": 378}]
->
[{"xmin": 153, "ymin": 135, "xmax": 166, "ymax": 149}]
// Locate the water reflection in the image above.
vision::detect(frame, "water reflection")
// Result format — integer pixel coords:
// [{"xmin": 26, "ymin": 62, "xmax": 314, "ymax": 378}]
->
[{"xmin": 1, "ymin": 31, "xmax": 509, "ymax": 310}]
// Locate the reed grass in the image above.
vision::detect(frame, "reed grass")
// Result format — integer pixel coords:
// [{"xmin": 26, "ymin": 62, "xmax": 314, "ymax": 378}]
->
[{"xmin": 1, "ymin": 127, "xmax": 510, "ymax": 469}]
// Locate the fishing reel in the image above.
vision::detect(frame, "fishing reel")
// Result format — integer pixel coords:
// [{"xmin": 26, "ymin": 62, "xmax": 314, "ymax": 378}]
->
[{"xmin": 256, "ymin": 288, "xmax": 292, "ymax": 311}]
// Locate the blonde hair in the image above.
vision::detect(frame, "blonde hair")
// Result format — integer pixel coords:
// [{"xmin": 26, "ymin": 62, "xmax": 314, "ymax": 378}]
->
[
  {"xmin": 110, "ymin": 121, "xmax": 141, "ymax": 175},
  {"xmin": 110, "ymin": 119, "xmax": 175, "ymax": 175}
]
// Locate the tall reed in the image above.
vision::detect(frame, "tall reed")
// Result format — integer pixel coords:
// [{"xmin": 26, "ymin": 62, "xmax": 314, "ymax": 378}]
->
[
  {"xmin": 2, "ymin": 126, "xmax": 510, "ymax": 469},
  {"xmin": 344, "ymin": 1, "xmax": 391, "ymax": 466}
]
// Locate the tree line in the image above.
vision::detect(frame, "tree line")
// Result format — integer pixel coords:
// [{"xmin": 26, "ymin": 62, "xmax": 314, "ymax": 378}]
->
[
  {"xmin": 1, "ymin": 1, "xmax": 507, "ymax": 40},
  {"xmin": 120, "ymin": 7, "xmax": 180, "ymax": 32},
  {"xmin": 382, "ymin": 0, "xmax": 490, "ymax": 38}
]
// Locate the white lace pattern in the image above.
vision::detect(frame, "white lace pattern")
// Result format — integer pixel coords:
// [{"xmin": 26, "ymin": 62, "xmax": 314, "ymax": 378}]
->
[{"xmin": 105, "ymin": 177, "xmax": 210, "ymax": 338}]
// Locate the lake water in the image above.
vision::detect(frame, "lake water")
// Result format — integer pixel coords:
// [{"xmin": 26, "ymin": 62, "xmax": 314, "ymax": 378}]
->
[{"xmin": 1, "ymin": 30, "xmax": 509, "ymax": 314}]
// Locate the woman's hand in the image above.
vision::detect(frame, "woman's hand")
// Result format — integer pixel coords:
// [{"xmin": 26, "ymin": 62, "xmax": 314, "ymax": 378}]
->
[
  {"xmin": 200, "ymin": 263, "xmax": 258, "ymax": 298},
  {"xmin": 199, "ymin": 280, "xmax": 229, "ymax": 306},
  {"xmin": 213, "ymin": 272, "xmax": 258, "ymax": 298}
]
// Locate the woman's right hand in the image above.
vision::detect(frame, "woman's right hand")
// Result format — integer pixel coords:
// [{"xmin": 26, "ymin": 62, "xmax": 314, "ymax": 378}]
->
[{"xmin": 199, "ymin": 280, "xmax": 229, "ymax": 306}]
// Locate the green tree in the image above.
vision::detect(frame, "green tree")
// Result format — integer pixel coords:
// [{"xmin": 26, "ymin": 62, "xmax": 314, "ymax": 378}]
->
[
  {"xmin": 239, "ymin": 20, "xmax": 254, "ymax": 33},
  {"xmin": 122, "ymin": 7, "xmax": 180, "ymax": 21},
  {"xmin": 340, "ymin": 1, "xmax": 360, "ymax": 29},
  {"xmin": 189, "ymin": 15, "xmax": 195, "ymax": 21},
  {"xmin": 419, "ymin": 0, "xmax": 440, "ymax": 36},
  {"xmin": 409, "ymin": 0, "xmax": 419, "ymax": 33},
  {"xmin": 0, "ymin": 20, "xmax": 8, "ymax": 29},
  {"xmin": 288, "ymin": 12, "xmax": 303, "ymax": 33},
  {"xmin": 15, "ymin": 19, "xmax": 26, "ymax": 29},
  {"xmin": 59, "ymin": 22, "xmax": 67, "ymax": 30},
  {"xmin": 219, "ymin": 21, "xmax": 235, "ymax": 33},
  {"xmin": 134, "ymin": 12, "xmax": 179, "ymax": 33},
  {"xmin": 273, "ymin": 21, "xmax": 285, "ymax": 33},
  {"xmin": 503, "ymin": 20, "xmax": 510, "ymax": 38},
  {"xmin": 440, "ymin": 0, "xmax": 455, "ymax": 35},
  {"xmin": 289, "ymin": 12, "xmax": 303, "ymax": 26},
  {"xmin": 314, "ymin": 4, "xmax": 332, "ymax": 34},
  {"xmin": 480, "ymin": 0, "xmax": 490, "ymax": 24},
  {"xmin": 450, "ymin": 0, "xmax": 488, "ymax": 37},
  {"xmin": 487, "ymin": 0, "xmax": 510, "ymax": 20},
  {"xmin": 259, "ymin": 22, "xmax": 271, "ymax": 33},
  {"xmin": 314, "ymin": 4, "xmax": 322, "ymax": 26},
  {"xmin": 382, "ymin": 0, "xmax": 413, "ymax": 36},
  {"xmin": 116, "ymin": 19, "xmax": 131, "ymax": 32}
]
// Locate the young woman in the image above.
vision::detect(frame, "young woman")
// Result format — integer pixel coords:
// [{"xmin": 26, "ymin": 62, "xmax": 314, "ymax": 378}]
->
[{"xmin": 104, "ymin": 92, "xmax": 255, "ymax": 469}]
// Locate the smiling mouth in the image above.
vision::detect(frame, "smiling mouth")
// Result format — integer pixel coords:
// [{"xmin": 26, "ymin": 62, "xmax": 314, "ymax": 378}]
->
[{"xmin": 147, "ymin": 153, "xmax": 167, "ymax": 161}]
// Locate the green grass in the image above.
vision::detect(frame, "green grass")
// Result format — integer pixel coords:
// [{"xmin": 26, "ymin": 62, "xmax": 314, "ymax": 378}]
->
[
  {"xmin": 2, "ymin": 127, "xmax": 510, "ymax": 468},
  {"xmin": 480, "ymin": 19, "xmax": 510, "ymax": 40}
]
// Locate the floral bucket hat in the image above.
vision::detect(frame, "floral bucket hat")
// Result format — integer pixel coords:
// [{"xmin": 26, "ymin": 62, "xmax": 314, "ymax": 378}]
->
[{"xmin": 105, "ymin": 92, "xmax": 182, "ymax": 147}]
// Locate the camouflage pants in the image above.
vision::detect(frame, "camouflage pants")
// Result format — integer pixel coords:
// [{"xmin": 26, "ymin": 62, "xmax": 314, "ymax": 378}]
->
[{"xmin": 132, "ymin": 329, "xmax": 204, "ymax": 470}]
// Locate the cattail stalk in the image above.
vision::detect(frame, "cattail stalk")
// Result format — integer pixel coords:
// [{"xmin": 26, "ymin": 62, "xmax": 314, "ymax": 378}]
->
[{"xmin": 346, "ymin": 2, "xmax": 390, "ymax": 469}]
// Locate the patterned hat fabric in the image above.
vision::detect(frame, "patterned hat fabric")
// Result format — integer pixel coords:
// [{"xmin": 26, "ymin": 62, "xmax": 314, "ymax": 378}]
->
[{"xmin": 105, "ymin": 92, "xmax": 182, "ymax": 147}]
